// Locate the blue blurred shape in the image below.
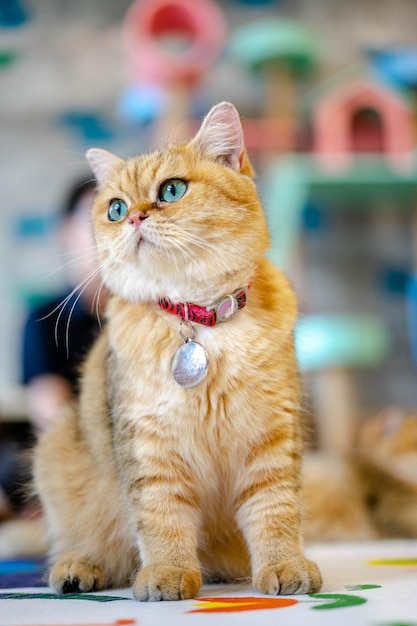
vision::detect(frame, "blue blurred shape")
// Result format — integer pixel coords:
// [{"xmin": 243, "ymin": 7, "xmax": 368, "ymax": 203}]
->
[
  {"xmin": 118, "ymin": 84, "xmax": 166, "ymax": 125},
  {"xmin": 13, "ymin": 214, "xmax": 55, "ymax": 238},
  {"xmin": 369, "ymin": 49, "xmax": 417, "ymax": 87},
  {"xmin": 302, "ymin": 202, "xmax": 327, "ymax": 232},
  {"xmin": 0, "ymin": 0, "xmax": 29, "ymax": 27},
  {"xmin": 58, "ymin": 111, "xmax": 114, "ymax": 142},
  {"xmin": 378, "ymin": 266, "xmax": 410, "ymax": 295},
  {"xmin": 234, "ymin": 0, "xmax": 279, "ymax": 5},
  {"xmin": 295, "ymin": 314, "xmax": 390, "ymax": 371},
  {"xmin": 407, "ymin": 273, "xmax": 417, "ymax": 366}
]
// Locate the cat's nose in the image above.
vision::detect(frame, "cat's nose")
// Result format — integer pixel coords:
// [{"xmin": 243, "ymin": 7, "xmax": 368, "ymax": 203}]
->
[{"xmin": 129, "ymin": 211, "xmax": 148, "ymax": 229}]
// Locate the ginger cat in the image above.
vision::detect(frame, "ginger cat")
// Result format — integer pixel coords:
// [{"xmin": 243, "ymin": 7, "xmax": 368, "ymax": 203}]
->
[
  {"xmin": 303, "ymin": 408, "xmax": 417, "ymax": 541},
  {"xmin": 33, "ymin": 102, "xmax": 321, "ymax": 601}
]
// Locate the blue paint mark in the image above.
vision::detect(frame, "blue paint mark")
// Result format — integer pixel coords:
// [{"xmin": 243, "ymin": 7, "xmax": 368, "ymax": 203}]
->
[
  {"xmin": 0, "ymin": 560, "xmax": 42, "ymax": 575},
  {"xmin": 0, "ymin": 558, "xmax": 48, "ymax": 588},
  {"xmin": 0, "ymin": 0, "xmax": 29, "ymax": 27}
]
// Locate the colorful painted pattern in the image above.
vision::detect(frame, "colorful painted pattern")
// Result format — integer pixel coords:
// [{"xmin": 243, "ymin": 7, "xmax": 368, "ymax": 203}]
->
[{"xmin": 1, "ymin": 553, "xmax": 417, "ymax": 626}]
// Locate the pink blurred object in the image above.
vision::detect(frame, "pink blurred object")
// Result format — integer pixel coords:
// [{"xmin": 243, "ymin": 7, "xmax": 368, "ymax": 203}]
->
[
  {"xmin": 124, "ymin": 0, "xmax": 227, "ymax": 87},
  {"xmin": 313, "ymin": 78, "xmax": 416, "ymax": 173}
]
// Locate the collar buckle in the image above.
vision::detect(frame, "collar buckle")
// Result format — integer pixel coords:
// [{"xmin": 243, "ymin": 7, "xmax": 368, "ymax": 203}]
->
[{"xmin": 206, "ymin": 286, "xmax": 248, "ymax": 323}]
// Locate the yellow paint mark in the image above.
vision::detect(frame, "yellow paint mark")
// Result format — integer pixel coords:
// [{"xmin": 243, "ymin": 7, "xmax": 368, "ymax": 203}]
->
[{"xmin": 368, "ymin": 558, "xmax": 417, "ymax": 566}]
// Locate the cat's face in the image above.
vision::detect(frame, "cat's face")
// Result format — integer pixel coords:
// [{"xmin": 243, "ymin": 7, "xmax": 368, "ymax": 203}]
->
[{"xmin": 87, "ymin": 103, "xmax": 269, "ymax": 304}]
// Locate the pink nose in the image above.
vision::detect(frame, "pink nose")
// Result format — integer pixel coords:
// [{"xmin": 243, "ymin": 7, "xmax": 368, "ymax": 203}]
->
[{"xmin": 130, "ymin": 211, "xmax": 148, "ymax": 229}]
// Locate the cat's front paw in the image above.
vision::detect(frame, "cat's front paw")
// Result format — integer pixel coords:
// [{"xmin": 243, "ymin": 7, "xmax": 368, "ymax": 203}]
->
[
  {"xmin": 133, "ymin": 565, "xmax": 202, "ymax": 601},
  {"xmin": 49, "ymin": 555, "xmax": 105, "ymax": 594},
  {"xmin": 254, "ymin": 558, "xmax": 322, "ymax": 595}
]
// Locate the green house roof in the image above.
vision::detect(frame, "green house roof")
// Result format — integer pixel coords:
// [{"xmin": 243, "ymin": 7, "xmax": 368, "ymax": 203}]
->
[{"xmin": 228, "ymin": 18, "xmax": 318, "ymax": 76}]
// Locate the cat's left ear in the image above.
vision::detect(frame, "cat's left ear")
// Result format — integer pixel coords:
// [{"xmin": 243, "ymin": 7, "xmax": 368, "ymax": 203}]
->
[
  {"xmin": 86, "ymin": 148, "xmax": 124, "ymax": 185},
  {"xmin": 191, "ymin": 102, "xmax": 246, "ymax": 172}
]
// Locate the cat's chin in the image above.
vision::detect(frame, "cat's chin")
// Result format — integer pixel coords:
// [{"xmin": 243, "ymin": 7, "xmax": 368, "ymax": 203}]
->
[
  {"xmin": 103, "ymin": 246, "xmax": 256, "ymax": 307},
  {"xmin": 104, "ymin": 266, "xmax": 181, "ymax": 306}
]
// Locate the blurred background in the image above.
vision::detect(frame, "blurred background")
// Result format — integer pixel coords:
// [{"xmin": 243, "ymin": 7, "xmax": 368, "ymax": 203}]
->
[{"xmin": 2, "ymin": 0, "xmax": 417, "ymax": 451}]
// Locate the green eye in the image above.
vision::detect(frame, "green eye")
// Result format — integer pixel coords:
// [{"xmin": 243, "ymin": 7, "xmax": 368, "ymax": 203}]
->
[
  {"xmin": 108, "ymin": 199, "xmax": 128, "ymax": 222},
  {"xmin": 159, "ymin": 179, "xmax": 187, "ymax": 203}
]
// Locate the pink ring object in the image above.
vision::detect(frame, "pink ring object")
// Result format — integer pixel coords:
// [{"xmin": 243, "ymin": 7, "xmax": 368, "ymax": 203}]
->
[{"xmin": 124, "ymin": 0, "xmax": 227, "ymax": 86}]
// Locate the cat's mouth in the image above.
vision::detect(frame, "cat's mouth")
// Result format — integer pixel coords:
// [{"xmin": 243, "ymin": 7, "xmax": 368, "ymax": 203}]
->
[
  {"xmin": 135, "ymin": 232, "xmax": 151, "ymax": 252},
  {"xmin": 134, "ymin": 220, "xmax": 160, "ymax": 252},
  {"xmin": 133, "ymin": 227, "xmax": 145, "ymax": 247}
]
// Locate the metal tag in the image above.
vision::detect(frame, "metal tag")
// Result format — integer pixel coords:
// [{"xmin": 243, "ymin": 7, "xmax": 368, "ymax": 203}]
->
[{"xmin": 172, "ymin": 340, "xmax": 209, "ymax": 388}]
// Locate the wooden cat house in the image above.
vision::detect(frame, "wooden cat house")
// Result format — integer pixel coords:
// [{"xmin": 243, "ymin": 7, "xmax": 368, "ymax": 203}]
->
[{"xmin": 311, "ymin": 73, "xmax": 416, "ymax": 173}]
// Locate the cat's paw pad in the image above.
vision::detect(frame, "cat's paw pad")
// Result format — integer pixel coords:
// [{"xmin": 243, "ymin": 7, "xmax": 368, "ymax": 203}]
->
[
  {"xmin": 254, "ymin": 558, "xmax": 322, "ymax": 595},
  {"xmin": 133, "ymin": 565, "xmax": 202, "ymax": 601},
  {"xmin": 49, "ymin": 556, "xmax": 105, "ymax": 594}
]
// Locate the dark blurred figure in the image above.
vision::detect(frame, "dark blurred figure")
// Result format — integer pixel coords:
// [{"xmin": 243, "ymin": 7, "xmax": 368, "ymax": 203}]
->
[{"xmin": 0, "ymin": 177, "xmax": 105, "ymax": 519}]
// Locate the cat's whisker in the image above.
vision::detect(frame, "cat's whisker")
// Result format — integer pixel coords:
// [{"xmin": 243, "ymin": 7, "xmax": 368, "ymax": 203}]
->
[
  {"xmin": 166, "ymin": 239, "xmax": 198, "ymax": 267},
  {"xmin": 42, "ymin": 250, "xmax": 100, "ymax": 280},
  {"xmin": 38, "ymin": 291, "xmax": 77, "ymax": 325},
  {"xmin": 162, "ymin": 226, "xmax": 219, "ymax": 255},
  {"xmin": 39, "ymin": 259, "xmax": 109, "ymax": 353},
  {"xmin": 153, "ymin": 229, "xmax": 196, "ymax": 267},
  {"xmin": 62, "ymin": 262, "xmax": 111, "ymax": 356},
  {"xmin": 173, "ymin": 234, "xmax": 221, "ymax": 257},
  {"xmin": 162, "ymin": 234, "xmax": 207, "ymax": 263},
  {"xmin": 46, "ymin": 245, "xmax": 99, "ymax": 261},
  {"xmin": 92, "ymin": 279, "xmax": 107, "ymax": 330}
]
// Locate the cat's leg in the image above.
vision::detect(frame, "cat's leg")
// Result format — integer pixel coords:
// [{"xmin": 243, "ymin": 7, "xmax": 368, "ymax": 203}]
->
[
  {"xmin": 131, "ymin": 499, "xmax": 203, "ymax": 600},
  {"xmin": 124, "ymin": 437, "xmax": 202, "ymax": 601},
  {"xmin": 235, "ymin": 447, "xmax": 322, "ymax": 595},
  {"xmin": 33, "ymin": 404, "xmax": 137, "ymax": 593}
]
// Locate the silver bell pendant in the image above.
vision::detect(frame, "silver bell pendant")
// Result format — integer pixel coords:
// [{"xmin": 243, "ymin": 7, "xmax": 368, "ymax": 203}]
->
[{"xmin": 171, "ymin": 319, "xmax": 209, "ymax": 388}]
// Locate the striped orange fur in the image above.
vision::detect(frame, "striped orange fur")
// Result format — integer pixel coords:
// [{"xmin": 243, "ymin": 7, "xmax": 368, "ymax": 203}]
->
[{"xmin": 33, "ymin": 102, "xmax": 321, "ymax": 601}]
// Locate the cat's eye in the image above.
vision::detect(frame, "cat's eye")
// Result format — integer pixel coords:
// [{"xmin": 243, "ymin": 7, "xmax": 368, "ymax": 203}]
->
[
  {"xmin": 108, "ymin": 199, "xmax": 128, "ymax": 222},
  {"xmin": 158, "ymin": 179, "xmax": 187, "ymax": 203}
]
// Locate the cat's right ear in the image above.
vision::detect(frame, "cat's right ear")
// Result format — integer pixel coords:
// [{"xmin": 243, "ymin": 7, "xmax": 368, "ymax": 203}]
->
[
  {"xmin": 191, "ymin": 102, "xmax": 246, "ymax": 173},
  {"xmin": 86, "ymin": 148, "xmax": 124, "ymax": 185}
]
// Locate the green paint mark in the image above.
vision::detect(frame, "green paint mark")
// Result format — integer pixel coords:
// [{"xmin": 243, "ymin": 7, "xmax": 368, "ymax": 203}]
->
[
  {"xmin": 309, "ymin": 593, "xmax": 367, "ymax": 610},
  {"xmin": 345, "ymin": 584, "xmax": 381, "ymax": 591},
  {"xmin": 0, "ymin": 592, "xmax": 130, "ymax": 602},
  {"xmin": 377, "ymin": 623, "xmax": 417, "ymax": 626},
  {"xmin": 368, "ymin": 558, "xmax": 417, "ymax": 566}
]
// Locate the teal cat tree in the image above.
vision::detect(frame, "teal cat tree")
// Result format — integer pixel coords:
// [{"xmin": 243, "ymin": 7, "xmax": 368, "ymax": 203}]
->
[{"xmin": 228, "ymin": 21, "xmax": 409, "ymax": 453}]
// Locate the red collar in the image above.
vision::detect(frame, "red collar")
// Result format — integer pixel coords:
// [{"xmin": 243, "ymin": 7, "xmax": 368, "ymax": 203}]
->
[{"xmin": 158, "ymin": 286, "xmax": 249, "ymax": 327}]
